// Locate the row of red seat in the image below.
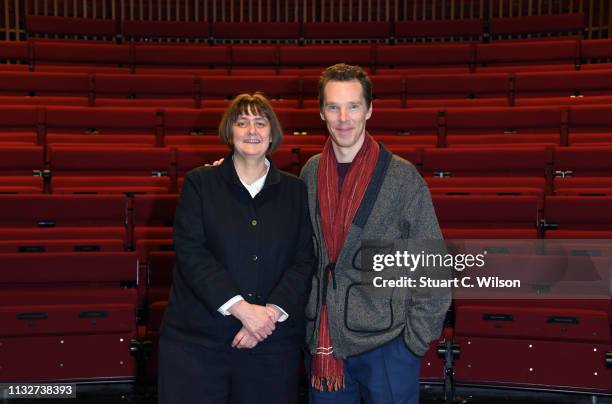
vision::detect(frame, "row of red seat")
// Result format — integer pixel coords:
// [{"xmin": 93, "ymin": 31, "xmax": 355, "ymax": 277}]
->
[
  {"xmin": 1, "ymin": 70, "xmax": 612, "ymax": 109},
  {"xmin": 2, "ymin": 38, "xmax": 611, "ymax": 75},
  {"xmin": 2, "ymin": 105, "xmax": 612, "ymax": 148},
  {"xmin": 24, "ymin": 13, "xmax": 584, "ymax": 42},
  {"xmin": 2, "ymin": 145, "xmax": 610, "ymax": 199},
  {"xmin": 1, "ymin": 191, "xmax": 610, "ymax": 386},
  {"xmin": 1, "ymin": 193, "xmax": 610, "ymax": 247}
]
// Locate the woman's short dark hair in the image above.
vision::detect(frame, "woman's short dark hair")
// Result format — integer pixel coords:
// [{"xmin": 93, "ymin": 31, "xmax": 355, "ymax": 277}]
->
[
  {"xmin": 218, "ymin": 93, "xmax": 283, "ymax": 154},
  {"xmin": 318, "ymin": 63, "xmax": 372, "ymax": 110}
]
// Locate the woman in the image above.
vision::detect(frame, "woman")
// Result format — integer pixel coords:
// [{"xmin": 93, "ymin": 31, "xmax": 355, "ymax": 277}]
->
[{"xmin": 158, "ymin": 93, "xmax": 315, "ymax": 404}]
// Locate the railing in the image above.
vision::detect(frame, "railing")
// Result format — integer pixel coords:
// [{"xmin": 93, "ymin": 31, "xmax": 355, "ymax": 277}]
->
[{"xmin": 2, "ymin": 0, "xmax": 610, "ymax": 40}]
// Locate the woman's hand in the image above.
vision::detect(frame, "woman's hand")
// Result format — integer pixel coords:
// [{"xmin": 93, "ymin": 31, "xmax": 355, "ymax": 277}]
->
[
  {"xmin": 228, "ymin": 301, "xmax": 276, "ymax": 341},
  {"xmin": 231, "ymin": 327, "xmax": 259, "ymax": 349}
]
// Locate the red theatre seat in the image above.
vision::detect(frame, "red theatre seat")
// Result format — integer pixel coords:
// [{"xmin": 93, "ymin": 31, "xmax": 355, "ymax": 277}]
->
[
  {"xmin": 132, "ymin": 194, "xmax": 178, "ymax": 242},
  {"xmin": 230, "ymin": 45, "xmax": 278, "ymax": 75},
  {"xmin": 94, "ymin": 73, "xmax": 198, "ymax": 107},
  {"xmin": 0, "ymin": 252, "xmax": 138, "ymax": 382},
  {"xmin": 553, "ymin": 147, "xmax": 612, "ymax": 196},
  {"xmin": 48, "ymin": 146, "xmax": 172, "ymax": 194},
  {"xmin": 489, "ymin": 12, "xmax": 584, "ymax": 38},
  {"xmin": 0, "ymin": 71, "xmax": 90, "ymax": 106},
  {"xmin": 45, "ymin": 106, "xmax": 159, "ymax": 146},
  {"xmin": 0, "ymin": 106, "xmax": 40, "ymax": 144},
  {"xmin": 544, "ymin": 196, "xmax": 612, "ymax": 238},
  {"xmin": 433, "ymin": 194, "xmax": 540, "ymax": 238},
  {"xmin": 0, "ymin": 194, "xmax": 128, "ymax": 242},
  {"xmin": 302, "ymin": 22, "xmax": 390, "ymax": 40},
  {"xmin": 367, "ymin": 108, "xmax": 439, "ymax": 146},
  {"xmin": 278, "ymin": 45, "xmax": 373, "ymax": 75},
  {"xmin": 581, "ymin": 38, "xmax": 612, "ymax": 69},
  {"xmin": 200, "ymin": 75, "xmax": 300, "ymax": 108},
  {"xmin": 444, "ymin": 106, "xmax": 562, "ymax": 147},
  {"xmin": 133, "ymin": 44, "xmax": 230, "ymax": 75},
  {"xmin": 124, "ymin": 20, "xmax": 210, "ymax": 40},
  {"xmin": 163, "ymin": 108, "xmax": 225, "ymax": 146},
  {"xmin": 376, "ymin": 43, "xmax": 473, "ymax": 74},
  {"xmin": 25, "ymin": 15, "xmax": 117, "ymax": 37},
  {"xmin": 515, "ymin": 70, "xmax": 612, "ymax": 107},
  {"xmin": 395, "ymin": 19, "xmax": 483, "ymax": 40},
  {"xmin": 0, "ymin": 145, "xmax": 44, "ymax": 193},
  {"xmin": 32, "ymin": 41, "xmax": 130, "ymax": 74},
  {"xmin": 422, "ymin": 146, "xmax": 550, "ymax": 204},
  {"xmin": 568, "ymin": 105, "xmax": 612, "ymax": 145},
  {"xmin": 404, "ymin": 73, "xmax": 510, "ymax": 107},
  {"xmin": 475, "ymin": 40, "xmax": 579, "ymax": 73},
  {"xmin": 213, "ymin": 22, "xmax": 300, "ymax": 42}
]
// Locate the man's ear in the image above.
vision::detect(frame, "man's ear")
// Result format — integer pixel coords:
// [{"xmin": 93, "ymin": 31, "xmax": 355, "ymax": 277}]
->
[
  {"xmin": 366, "ymin": 103, "xmax": 373, "ymax": 120},
  {"xmin": 320, "ymin": 111, "xmax": 325, "ymax": 121}
]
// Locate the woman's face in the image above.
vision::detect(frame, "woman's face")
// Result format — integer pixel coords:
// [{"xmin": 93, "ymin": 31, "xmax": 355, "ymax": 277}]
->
[{"xmin": 232, "ymin": 113, "xmax": 271, "ymax": 160}]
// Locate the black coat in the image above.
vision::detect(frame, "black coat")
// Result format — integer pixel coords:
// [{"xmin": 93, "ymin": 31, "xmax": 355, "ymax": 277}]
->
[{"xmin": 161, "ymin": 155, "xmax": 316, "ymax": 353}]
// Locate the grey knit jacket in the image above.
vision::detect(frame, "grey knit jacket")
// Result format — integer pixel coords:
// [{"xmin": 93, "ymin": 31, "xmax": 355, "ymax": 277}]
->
[{"xmin": 300, "ymin": 144, "xmax": 451, "ymax": 359}]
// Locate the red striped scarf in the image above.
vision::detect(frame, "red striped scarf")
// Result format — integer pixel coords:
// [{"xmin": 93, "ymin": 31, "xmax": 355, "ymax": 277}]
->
[{"xmin": 311, "ymin": 133, "xmax": 379, "ymax": 391}]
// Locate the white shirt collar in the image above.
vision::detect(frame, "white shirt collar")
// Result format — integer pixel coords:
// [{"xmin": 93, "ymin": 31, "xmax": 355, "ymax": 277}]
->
[{"xmin": 232, "ymin": 156, "xmax": 270, "ymax": 198}]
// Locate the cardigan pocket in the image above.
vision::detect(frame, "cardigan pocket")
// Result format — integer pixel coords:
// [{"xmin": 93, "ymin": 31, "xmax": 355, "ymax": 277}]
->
[
  {"xmin": 304, "ymin": 272, "xmax": 320, "ymax": 321},
  {"xmin": 344, "ymin": 282, "xmax": 394, "ymax": 333}
]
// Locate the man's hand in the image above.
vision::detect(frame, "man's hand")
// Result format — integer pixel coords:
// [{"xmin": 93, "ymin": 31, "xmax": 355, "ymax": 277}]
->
[
  {"xmin": 205, "ymin": 158, "xmax": 224, "ymax": 167},
  {"xmin": 232, "ymin": 327, "xmax": 259, "ymax": 349},
  {"xmin": 228, "ymin": 300, "xmax": 275, "ymax": 341}
]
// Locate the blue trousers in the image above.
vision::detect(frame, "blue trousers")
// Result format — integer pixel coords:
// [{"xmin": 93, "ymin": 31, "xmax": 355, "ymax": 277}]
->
[{"xmin": 309, "ymin": 336, "xmax": 421, "ymax": 404}]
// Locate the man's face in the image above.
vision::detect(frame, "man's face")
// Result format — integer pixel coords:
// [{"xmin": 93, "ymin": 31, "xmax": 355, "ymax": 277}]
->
[{"xmin": 320, "ymin": 80, "xmax": 372, "ymax": 158}]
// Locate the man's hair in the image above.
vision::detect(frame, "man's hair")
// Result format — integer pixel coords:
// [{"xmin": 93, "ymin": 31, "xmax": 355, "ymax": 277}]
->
[
  {"xmin": 218, "ymin": 93, "xmax": 283, "ymax": 154},
  {"xmin": 318, "ymin": 63, "xmax": 373, "ymax": 110}
]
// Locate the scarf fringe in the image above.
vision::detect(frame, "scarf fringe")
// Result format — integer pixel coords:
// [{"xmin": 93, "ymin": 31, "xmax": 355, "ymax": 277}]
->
[{"xmin": 311, "ymin": 375, "xmax": 345, "ymax": 392}]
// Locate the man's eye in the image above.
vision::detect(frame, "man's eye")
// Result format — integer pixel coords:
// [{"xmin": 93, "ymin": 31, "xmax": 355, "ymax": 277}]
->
[
  {"xmin": 327, "ymin": 105, "xmax": 338, "ymax": 111},
  {"xmin": 350, "ymin": 104, "xmax": 360, "ymax": 110}
]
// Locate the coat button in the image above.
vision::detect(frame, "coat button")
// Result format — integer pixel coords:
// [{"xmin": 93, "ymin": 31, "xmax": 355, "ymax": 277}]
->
[
  {"xmin": 252, "ymin": 255, "xmax": 258, "ymax": 262},
  {"xmin": 251, "ymin": 219, "xmax": 257, "ymax": 226}
]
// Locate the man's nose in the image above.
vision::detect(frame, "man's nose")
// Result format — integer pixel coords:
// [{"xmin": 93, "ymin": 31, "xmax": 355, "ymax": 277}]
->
[{"xmin": 339, "ymin": 107, "xmax": 348, "ymax": 121}]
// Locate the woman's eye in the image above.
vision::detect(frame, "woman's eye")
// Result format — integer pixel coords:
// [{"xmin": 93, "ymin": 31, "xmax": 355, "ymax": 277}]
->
[
  {"xmin": 236, "ymin": 121, "xmax": 247, "ymax": 127},
  {"xmin": 255, "ymin": 122, "xmax": 267, "ymax": 128}
]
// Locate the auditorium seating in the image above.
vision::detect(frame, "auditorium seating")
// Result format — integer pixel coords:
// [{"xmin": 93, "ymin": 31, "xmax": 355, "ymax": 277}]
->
[
  {"xmin": 375, "ymin": 43, "xmax": 472, "ymax": 74},
  {"xmin": 200, "ymin": 75, "xmax": 301, "ymax": 107},
  {"xmin": 553, "ymin": 147, "xmax": 612, "ymax": 196},
  {"xmin": 48, "ymin": 146, "xmax": 172, "ymax": 194},
  {"xmin": 567, "ymin": 105, "xmax": 612, "ymax": 145},
  {"xmin": 45, "ymin": 106, "xmax": 160, "ymax": 146},
  {"xmin": 93, "ymin": 74, "xmax": 198, "ymax": 108},
  {"xmin": 32, "ymin": 41, "xmax": 130, "ymax": 73},
  {"xmin": 0, "ymin": 145, "xmax": 45, "ymax": 193},
  {"xmin": 514, "ymin": 70, "xmax": 612, "ymax": 107},
  {"xmin": 0, "ymin": 194, "xmax": 128, "ymax": 242},
  {"xmin": 444, "ymin": 106, "xmax": 563, "ymax": 146},
  {"xmin": 488, "ymin": 12, "xmax": 584, "ymax": 39},
  {"xmin": 0, "ymin": 106, "xmax": 40, "ymax": 144},
  {"xmin": 404, "ymin": 73, "xmax": 510, "ymax": 107},
  {"xmin": 422, "ymin": 147, "xmax": 550, "ymax": 204},
  {"xmin": 433, "ymin": 194, "xmax": 540, "ymax": 238},
  {"xmin": 0, "ymin": 252, "xmax": 138, "ymax": 382},
  {"xmin": 213, "ymin": 22, "xmax": 301, "ymax": 43},
  {"xmin": 543, "ymin": 196, "xmax": 612, "ymax": 238},
  {"xmin": 124, "ymin": 20, "xmax": 211, "ymax": 42},
  {"xmin": 2, "ymin": 18, "xmax": 612, "ymax": 396}
]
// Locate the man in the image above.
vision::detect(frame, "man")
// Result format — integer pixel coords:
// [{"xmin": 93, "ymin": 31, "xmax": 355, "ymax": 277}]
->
[{"xmin": 300, "ymin": 63, "xmax": 451, "ymax": 404}]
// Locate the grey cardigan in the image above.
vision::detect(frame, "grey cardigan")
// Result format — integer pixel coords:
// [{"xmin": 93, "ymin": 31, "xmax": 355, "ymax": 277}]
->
[{"xmin": 300, "ymin": 144, "xmax": 451, "ymax": 359}]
